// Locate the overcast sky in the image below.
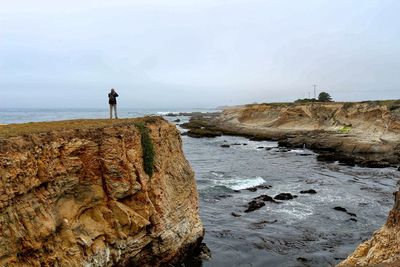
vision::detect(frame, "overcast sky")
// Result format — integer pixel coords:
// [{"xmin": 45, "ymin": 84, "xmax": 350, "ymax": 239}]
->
[{"xmin": 0, "ymin": 0, "xmax": 399, "ymax": 108}]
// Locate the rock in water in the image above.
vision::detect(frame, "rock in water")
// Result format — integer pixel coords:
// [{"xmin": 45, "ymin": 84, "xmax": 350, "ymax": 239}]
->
[
  {"xmin": 274, "ymin": 193, "xmax": 296, "ymax": 200},
  {"xmin": 334, "ymin": 206, "xmax": 348, "ymax": 212},
  {"xmin": 245, "ymin": 187, "xmax": 258, "ymax": 192},
  {"xmin": 244, "ymin": 200, "xmax": 266, "ymax": 213},
  {"xmin": 0, "ymin": 117, "xmax": 204, "ymax": 267},
  {"xmin": 300, "ymin": 189, "xmax": 317, "ymax": 194},
  {"xmin": 254, "ymin": 194, "xmax": 279, "ymax": 203}
]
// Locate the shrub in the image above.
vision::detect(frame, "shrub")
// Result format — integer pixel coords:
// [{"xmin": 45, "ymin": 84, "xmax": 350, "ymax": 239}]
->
[
  {"xmin": 339, "ymin": 125, "xmax": 352, "ymax": 134},
  {"xmin": 294, "ymin": 98, "xmax": 318, "ymax": 103},
  {"xmin": 135, "ymin": 122, "xmax": 155, "ymax": 177}
]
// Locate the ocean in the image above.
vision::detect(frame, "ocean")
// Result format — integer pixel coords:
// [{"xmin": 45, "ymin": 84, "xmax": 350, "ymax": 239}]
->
[{"xmin": 1, "ymin": 109, "xmax": 398, "ymax": 267}]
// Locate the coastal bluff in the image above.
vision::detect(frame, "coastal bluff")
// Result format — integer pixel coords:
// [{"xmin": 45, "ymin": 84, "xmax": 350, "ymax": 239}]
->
[
  {"xmin": 0, "ymin": 117, "xmax": 204, "ymax": 266},
  {"xmin": 183, "ymin": 101, "xmax": 400, "ymax": 167}
]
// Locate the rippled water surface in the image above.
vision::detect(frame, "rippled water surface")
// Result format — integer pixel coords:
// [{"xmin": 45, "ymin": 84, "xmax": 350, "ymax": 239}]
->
[{"xmin": 180, "ymin": 122, "xmax": 399, "ymax": 267}]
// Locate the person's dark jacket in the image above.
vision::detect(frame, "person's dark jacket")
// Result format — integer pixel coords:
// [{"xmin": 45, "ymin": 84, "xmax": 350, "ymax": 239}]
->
[{"xmin": 108, "ymin": 92, "xmax": 119, "ymax": 105}]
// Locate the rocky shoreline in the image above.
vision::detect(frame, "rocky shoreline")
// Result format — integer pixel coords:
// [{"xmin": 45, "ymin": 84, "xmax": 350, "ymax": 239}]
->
[
  {"xmin": 179, "ymin": 101, "xmax": 400, "ymax": 266},
  {"xmin": 181, "ymin": 101, "xmax": 400, "ymax": 169}
]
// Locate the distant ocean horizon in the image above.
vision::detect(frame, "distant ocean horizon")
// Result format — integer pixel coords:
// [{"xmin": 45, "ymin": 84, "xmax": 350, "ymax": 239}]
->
[{"xmin": 0, "ymin": 107, "xmax": 218, "ymax": 124}]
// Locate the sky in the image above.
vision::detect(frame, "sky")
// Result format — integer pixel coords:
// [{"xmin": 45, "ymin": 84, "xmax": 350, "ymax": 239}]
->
[{"xmin": 0, "ymin": 0, "xmax": 399, "ymax": 109}]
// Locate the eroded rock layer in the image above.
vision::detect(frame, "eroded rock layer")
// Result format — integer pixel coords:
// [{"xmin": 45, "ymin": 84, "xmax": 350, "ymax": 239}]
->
[{"xmin": 0, "ymin": 117, "xmax": 203, "ymax": 266}]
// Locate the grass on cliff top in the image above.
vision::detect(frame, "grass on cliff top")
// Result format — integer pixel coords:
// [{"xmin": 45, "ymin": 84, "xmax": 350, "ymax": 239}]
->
[{"xmin": 0, "ymin": 117, "xmax": 162, "ymax": 138}]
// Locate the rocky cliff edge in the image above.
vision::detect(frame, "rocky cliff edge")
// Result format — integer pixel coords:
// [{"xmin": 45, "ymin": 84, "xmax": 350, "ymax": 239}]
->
[{"xmin": 0, "ymin": 117, "xmax": 204, "ymax": 266}]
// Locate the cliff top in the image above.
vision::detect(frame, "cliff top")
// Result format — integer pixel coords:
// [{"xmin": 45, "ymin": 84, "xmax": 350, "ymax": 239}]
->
[
  {"xmin": 0, "ymin": 116, "xmax": 162, "ymax": 138},
  {"xmin": 237, "ymin": 99, "xmax": 400, "ymax": 109}
]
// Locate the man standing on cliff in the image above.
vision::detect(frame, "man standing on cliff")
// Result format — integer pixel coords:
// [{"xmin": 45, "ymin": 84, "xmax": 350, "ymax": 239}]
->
[{"xmin": 108, "ymin": 88, "xmax": 119, "ymax": 119}]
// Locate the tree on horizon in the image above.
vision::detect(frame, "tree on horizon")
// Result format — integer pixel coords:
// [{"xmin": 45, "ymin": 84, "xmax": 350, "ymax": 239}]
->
[{"xmin": 318, "ymin": 92, "xmax": 333, "ymax": 102}]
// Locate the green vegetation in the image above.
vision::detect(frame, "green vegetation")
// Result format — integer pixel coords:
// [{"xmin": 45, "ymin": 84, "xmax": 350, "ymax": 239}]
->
[
  {"xmin": 294, "ymin": 98, "xmax": 318, "ymax": 104},
  {"xmin": 135, "ymin": 122, "xmax": 155, "ymax": 177},
  {"xmin": 318, "ymin": 92, "xmax": 332, "ymax": 102},
  {"xmin": 339, "ymin": 125, "xmax": 352, "ymax": 134}
]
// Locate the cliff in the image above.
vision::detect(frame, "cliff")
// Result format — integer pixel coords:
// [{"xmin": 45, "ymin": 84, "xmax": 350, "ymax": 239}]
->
[
  {"xmin": 219, "ymin": 101, "xmax": 400, "ymax": 142},
  {"xmin": 183, "ymin": 101, "xmax": 400, "ymax": 167},
  {"xmin": 0, "ymin": 117, "xmax": 204, "ymax": 266},
  {"xmin": 338, "ymin": 191, "xmax": 400, "ymax": 266}
]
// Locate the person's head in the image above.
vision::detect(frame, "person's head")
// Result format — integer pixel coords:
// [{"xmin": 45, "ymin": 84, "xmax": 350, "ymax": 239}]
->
[{"xmin": 111, "ymin": 88, "xmax": 115, "ymax": 93}]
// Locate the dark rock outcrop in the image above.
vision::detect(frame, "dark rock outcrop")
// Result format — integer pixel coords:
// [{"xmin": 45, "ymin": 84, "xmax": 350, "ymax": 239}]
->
[
  {"xmin": 300, "ymin": 189, "xmax": 317, "ymax": 194},
  {"xmin": 274, "ymin": 193, "xmax": 297, "ymax": 200}
]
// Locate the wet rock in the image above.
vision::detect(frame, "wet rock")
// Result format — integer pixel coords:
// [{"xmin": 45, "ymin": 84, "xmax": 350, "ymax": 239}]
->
[
  {"xmin": 265, "ymin": 147, "xmax": 273, "ymax": 151},
  {"xmin": 220, "ymin": 144, "xmax": 230, "ymax": 148},
  {"xmin": 233, "ymin": 190, "xmax": 241, "ymax": 193},
  {"xmin": 173, "ymin": 119, "xmax": 181, "ymax": 123},
  {"xmin": 245, "ymin": 187, "xmax": 257, "ymax": 192},
  {"xmin": 334, "ymin": 206, "xmax": 357, "ymax": 217},
  {"xmin": 242, "ymin": 143, "xmax": 248, "ymax": 146},
  {"xmin": 299, "ymin": 153, "xmax": 313, "ymax": 156},
  {"xmin": 231, "ymin": 212, "xmax": 241, "ymax": 217},
  {"xmin": 317, "ymin": 153, "xmax": 337, "ymax": 163},
  {"xmin": 257, "ymin": 146, "xmax": 264, "ymax": 149},
  {"xmin": 186, "ymin": 129, "xmax": 222, "ymax": 138},
  {"xmin": 350, "ymin": 218, "xmax": 358, "ymax": 222},
  {"xmin": 255, "ymin": 184, "xmax": 272, "ymax": 189},
  {"xmin": 398, "ymin": 166, "xmax": 400, "ymax": 171},
  {"xmin": 297, "ymin": 257, "xmax": 308, "ymax": 262},
  {"xmin": 254, "ymin": 194, "xmax": 279, "ymax": 203},
  {"xmin": 334, "ymin": 206, "xmax": 348, "ymax": 213},
  {"xmin": 274, "ymin": 193, "xmax": 296, "ymax": 200},
  {"xmin": 362, "ymin": 161, "xmax": 391, "ymax": 168},
  {"xmin": 300, "ymin": 189, "xmax": 317, "ymax": 194},
  {"xmin": 244, "ymin": 200, "xmax": 265, "ymax": 213},
  {"xmin": 184, "ymin": 242, "xmax": 212, "ymax": 265}
]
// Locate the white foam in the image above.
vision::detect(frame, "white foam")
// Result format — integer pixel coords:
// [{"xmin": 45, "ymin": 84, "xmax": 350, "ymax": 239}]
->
[
  {"xmin": 156, "ymin": 111, "xmax": 179, "ymax": 115},
  {"xmin": 214, "ymin": 177, "xmax": 266, "ymax": 190}
]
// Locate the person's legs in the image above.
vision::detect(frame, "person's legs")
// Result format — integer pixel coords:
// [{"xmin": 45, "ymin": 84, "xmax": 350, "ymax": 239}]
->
[
  {"xmin": 114, "ymin": 104, "xmax": 118, "ymax": 119},
  {"xmin": 109, "ymin": 104, "xmax": 113, "ymax": 119}
]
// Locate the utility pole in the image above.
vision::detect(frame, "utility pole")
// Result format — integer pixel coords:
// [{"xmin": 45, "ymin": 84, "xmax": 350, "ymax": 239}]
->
[{"xmin": 313, "ymin": 84, "xmax": 317, "ymax": 99}]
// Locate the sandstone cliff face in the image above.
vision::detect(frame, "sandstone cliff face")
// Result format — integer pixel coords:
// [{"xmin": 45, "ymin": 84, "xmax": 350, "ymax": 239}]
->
[
  {"xmin": 220, "ymin": 101, "xmax": 400, "ymax": 142},
  {"xmin": 0, "ymin": 117, "xmax": 203, "ymax": 266},
  {"xmin": 195, "ymin": 101, "xmax": 400, "ymax": 167},
  {"xmin": 338, "ymin": 191, "xmax": 400, "ymax": 267}
]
